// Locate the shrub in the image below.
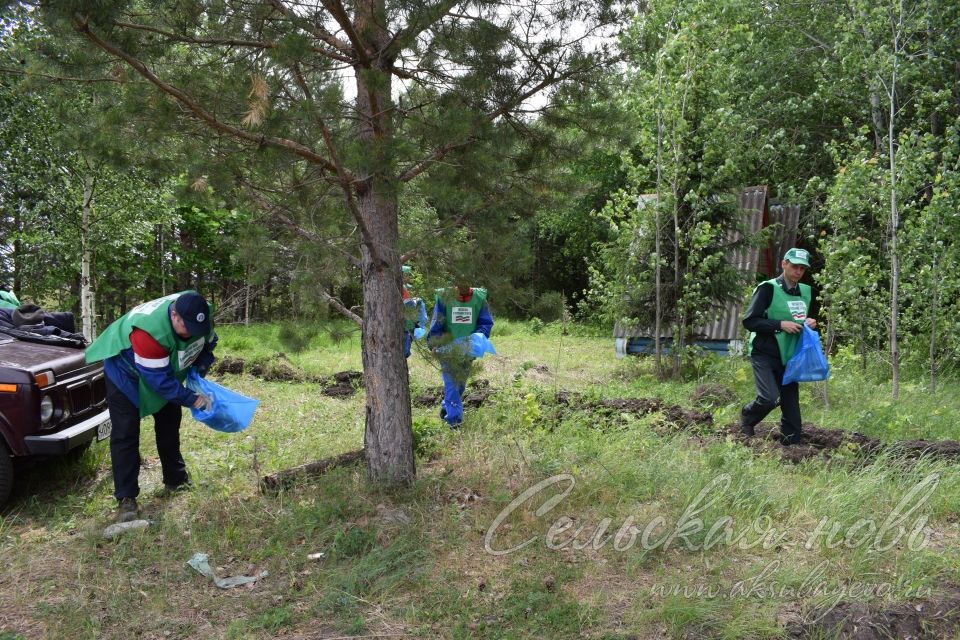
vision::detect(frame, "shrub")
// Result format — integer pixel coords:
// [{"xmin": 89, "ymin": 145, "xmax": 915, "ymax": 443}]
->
[
  {"xmin": 278, "ymin": 321, "xmax": 320, "ymax": 353},
  {"xmin": 530, "ymin": 291, "xmax": 567, "ymax": 323}
]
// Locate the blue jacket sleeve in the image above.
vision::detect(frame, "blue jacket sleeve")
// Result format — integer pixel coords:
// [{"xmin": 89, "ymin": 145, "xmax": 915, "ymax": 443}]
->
[
  {"xmin": 193, "ymin": 331, "xmax": 218, "ymax": 377},
  {"xmin": 475, "ymin": 304, "xmax": 494, "ymax": 338},
  {"xmin": 428, "ymin": 300, "xmax": 446, "ymax": 341},
  {"xmin": 136, "ymin": 362, "xmax": 199, "ymax": 407}
]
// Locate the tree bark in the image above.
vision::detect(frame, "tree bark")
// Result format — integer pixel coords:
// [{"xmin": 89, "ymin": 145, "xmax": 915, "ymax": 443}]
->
[
  {"xmin": 354, "ymin": 0, "xmax": 415, "ymax": 485},
  {"xmin": 888, "ymin": 6, "xmax": 901, "ymax": 400},
  {"xmin": 80, "ymin": 163, "xmax": 97, "ymax": 341}
]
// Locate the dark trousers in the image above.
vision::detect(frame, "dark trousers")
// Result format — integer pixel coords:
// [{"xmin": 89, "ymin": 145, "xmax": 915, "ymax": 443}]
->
[
  {"xmin": 106, "ymin": 377, "xmax": 188, "ymax": 500},
  {"xmin": 741, "ymin": 351, "xmax": 802, "ymax": 444}
]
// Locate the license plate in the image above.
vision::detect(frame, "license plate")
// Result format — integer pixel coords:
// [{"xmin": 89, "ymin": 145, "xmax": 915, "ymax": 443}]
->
[{"xmin": 96, "ymin": 419, "xmax": 112, "ymax": 441}]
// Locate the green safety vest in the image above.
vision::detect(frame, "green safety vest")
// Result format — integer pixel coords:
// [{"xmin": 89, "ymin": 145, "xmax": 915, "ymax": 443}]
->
[
  {"xmin": 436, "ymin": 288, "xmax": 487, "ymax": 340},
  {"xmin": 85, "ymin": 291, "xmax": 213, "ymax": 417},
  {"xmin": 748, "ymin": 279, "xmax": 811, "ymax": 365},
  {"xmin": 0, "ymin": 290, "xmax": 19, "ymax": 309}
]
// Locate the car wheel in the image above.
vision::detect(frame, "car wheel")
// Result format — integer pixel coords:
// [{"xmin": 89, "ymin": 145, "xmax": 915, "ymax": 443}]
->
[{"xmin": 0, "ymin": 440, "xmax": 13, "ymax": 506}]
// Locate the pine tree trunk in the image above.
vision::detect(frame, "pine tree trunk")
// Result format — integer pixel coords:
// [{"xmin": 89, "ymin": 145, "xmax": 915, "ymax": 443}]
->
[
  {"xmin": 355, "ymin": 0, "xmax": 415, "ymax": 485},
  {"xmin": 358, "ymin": 199, "xmax": 415, "ymax": 485}
]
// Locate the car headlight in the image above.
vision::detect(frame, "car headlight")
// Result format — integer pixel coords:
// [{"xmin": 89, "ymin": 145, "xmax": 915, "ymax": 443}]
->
[{"xmin": 40, "ymin": 395, "xmax": 54, "ymax": 424}]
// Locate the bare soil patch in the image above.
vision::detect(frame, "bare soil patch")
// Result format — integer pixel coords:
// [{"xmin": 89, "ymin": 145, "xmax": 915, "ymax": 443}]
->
[
  {"xmin": 690, "ymin": 383, "xmax": 738, "ymax": 410},
  {"xmin": 212, "ymin": 355, "xmax": 363, "ymax": 397},
  {"xmin": 412, "ymin": 378, "xmax": 496, "ymax": 409},
  {"xmin": 725, "ymin": 422, "xmax": 960, "ymax": 464},
  {"xmin": 784, "ymin": 585, "xmax": 960, "ymax": 639},
  {"xmin": 553, "ymin": 391, "xmax": 713, "ymax": 432},
  {"xmin": 546, "ymin": 389, "xmax": 960, "ymax": 464}
]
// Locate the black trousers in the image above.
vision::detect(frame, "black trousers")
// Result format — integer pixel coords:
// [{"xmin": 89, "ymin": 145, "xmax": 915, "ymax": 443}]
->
[
  {"xmin": 106, "ymin": 377, "xmax": 188, "ymax": 500},
  {"xmin": 741, "ymin": 351, "xmax": 802, "ymax": 444}
]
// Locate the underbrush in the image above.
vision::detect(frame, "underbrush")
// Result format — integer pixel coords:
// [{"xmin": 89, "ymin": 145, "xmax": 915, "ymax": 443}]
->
[{"xmin": 1, "ymin": 323, "xmax": 958, "ymax": 639}]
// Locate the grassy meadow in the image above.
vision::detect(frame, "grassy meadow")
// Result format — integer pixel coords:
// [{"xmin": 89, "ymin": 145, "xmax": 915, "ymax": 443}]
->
[{"xmin": 1, "ymin": 320, "xmax": 958, "ymax": 639}]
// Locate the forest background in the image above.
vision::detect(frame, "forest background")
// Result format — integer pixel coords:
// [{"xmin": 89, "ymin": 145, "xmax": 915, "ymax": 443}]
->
[{"xmin": 2, "ymin": 0, "xmax": 960, "ymax": 470}]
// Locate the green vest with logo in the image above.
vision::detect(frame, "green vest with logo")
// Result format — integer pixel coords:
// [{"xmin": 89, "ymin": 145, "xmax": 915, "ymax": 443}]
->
[
  {"xmin": 85, "ymin": 291, "xmax": 212, "ymax": 417},
  {"xmin": 437, "ymin": 288, "xmax": 487, "ymax": 340},
  {"xmin": 748, "ymin": 279, "xmax": 811, "ymax": 365},
  {"xmin": 0, "ymin": 290, "xmax": 19, "ymax": 309}
]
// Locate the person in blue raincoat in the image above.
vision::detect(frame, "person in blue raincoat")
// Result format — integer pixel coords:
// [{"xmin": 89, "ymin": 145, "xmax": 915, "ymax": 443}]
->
[
  {"xmin": 428, "ymin": 280, "xmax": 494, "ymax": 428},
  {"xmin": 401, "ymin": 265, "xmax": 427, "ymax": 358}
]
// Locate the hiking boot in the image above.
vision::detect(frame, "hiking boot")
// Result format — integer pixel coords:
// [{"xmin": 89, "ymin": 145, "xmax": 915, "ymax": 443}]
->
[
  {"xmin": 777, "ymin": 432, "xmax": 801, "ymax": 446},
  {"xmin": 163, "ymin": 478, "xmax": 193, "ymax": 494},
  {"xmin": 740, "ymin": 423, "xmax": 755, "ymax": 437},
  {"xmin": 117, "ymin": 497, "xmax": 139, "ymax": 523},
  {"xmin": 161, "ymin": 471, "xmax": 193, "ymax": 495}
]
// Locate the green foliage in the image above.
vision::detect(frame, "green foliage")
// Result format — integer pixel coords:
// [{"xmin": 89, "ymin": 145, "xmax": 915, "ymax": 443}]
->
[
  {"xmin": 277, "ymin": 322, "xmax": 320, "ymax": 354},
  {"xmin": 530, "ymin": 291, "xmax": 568, "ymax": 323},
  {"xmin": 411, "ymin": 415, "xmax": 446, "ymax": 459},
  {"xmin": 331, "ymin": 526, "xmax": 376, "ymax": 560}
]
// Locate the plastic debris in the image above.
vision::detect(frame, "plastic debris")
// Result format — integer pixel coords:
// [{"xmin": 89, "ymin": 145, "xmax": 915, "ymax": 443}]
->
[
  {"xmin": 102, "ymin": 519, "xmax": 151, "ymax": 539},
  {"xmin": 307, "ymin": 552, "xmax": 326, "ymax": 561},
  {"xmin": 187, "ymin": 552, "xmax": 268, "ymax": 589}
]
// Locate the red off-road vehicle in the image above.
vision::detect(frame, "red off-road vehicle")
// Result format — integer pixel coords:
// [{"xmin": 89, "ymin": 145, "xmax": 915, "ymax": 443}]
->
[{"xmin": 0, "ymin": 325, "xmax": 110, "ymax": 506}]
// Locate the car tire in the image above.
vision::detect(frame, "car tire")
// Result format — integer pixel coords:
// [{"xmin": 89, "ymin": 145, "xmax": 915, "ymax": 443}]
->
[{"xmin": 0, "ymin": 440, "xmax": 13, "ymax": 506}]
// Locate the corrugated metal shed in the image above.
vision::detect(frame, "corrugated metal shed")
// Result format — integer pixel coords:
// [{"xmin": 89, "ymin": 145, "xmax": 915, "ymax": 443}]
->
[{"xmin": 614, "ymin": 186, "xmax": 801, "ymax": 351}]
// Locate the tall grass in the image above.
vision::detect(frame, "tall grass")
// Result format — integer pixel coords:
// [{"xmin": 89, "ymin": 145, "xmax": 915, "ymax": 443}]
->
[{"xmin": 0, "ymin": 322, "xmax": 957, "ymax": 639}]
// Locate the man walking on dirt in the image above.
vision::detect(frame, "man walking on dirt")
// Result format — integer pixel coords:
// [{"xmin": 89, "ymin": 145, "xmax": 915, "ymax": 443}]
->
[
  {"xmin": 741, "ymin": 248, "xmax": 817, "ymax": 445},
  {"xmin": 86, "ymin": 291, "xmax": 217, "ymax": 522},
  {"xmin": 428, "ymin": 279, "xmax": 494, "ymax": 428}
]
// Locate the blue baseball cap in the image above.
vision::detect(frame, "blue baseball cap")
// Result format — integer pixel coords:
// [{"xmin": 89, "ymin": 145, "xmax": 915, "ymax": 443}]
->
[{"xmin": 174, "ymin": 292, "xmax": 211, "ymax": 337}]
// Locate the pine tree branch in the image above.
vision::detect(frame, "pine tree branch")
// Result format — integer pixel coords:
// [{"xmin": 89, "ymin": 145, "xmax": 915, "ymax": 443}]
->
[
  {"xmin": 398, "ymin": 60, "xmax": 590, "ymax": 183},
  {"xmin": 317, "ymin": 0, "xmax": 370, "ymax": 64},
  {"xmin": 384, "ymin": 0, "xmax": 462, "ymax": 59},
  {"xmin": 264, "ymin": 0, "xmax": 355, "ymax": 57},
  {"xmin": 240, "ymin": 179, "xmax": 362, "ymax": 269},
  {"xmin": 111, "ymin": 19, "xmax": 354, "ymax": 64},
  {"xmin": 316, "ymin": 121, "xmax": 381, "ymax": 265},
  {"xmin": 73, "ymin": 16, "xmax": 346, "ymax": 178},
  {"xmin": 319, "ymin": 289, "xmax": 363, "ymax": 326},
  {"xmin": 0, "ymin": 67, "xmax": 120, "ymax": 83},
  {"xmin": 397, "ymin": 138, "xmax": 475, "ymax": 183}
]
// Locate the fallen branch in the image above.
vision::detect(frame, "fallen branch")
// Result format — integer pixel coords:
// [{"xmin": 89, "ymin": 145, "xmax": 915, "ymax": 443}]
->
[{"xmin": 260, "ymin": 448, "xmax": 365, "ymax": 492}]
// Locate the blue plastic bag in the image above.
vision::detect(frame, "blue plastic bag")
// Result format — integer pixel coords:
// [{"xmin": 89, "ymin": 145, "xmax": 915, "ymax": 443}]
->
[
  {"xmin": 434, "ymin": 333, "xmax": 497, "ymax": 359},
  {"xmin": 782, "ymin": 325, "xmax": 830, "ymax": 385},
  {"xmin": 404, "ymin": 298, "xmax": 428, "ymax": 338},
  {"xmin": 468, "ymin": 332, "xmax": 497, "ymax": 358},
  {"xmin": 186, "ymin": 370, "xmax": 259, "ymax": 432}
]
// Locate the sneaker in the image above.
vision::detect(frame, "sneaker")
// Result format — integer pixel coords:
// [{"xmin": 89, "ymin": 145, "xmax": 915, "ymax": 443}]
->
[{"xmin": 117, "ymin": 497, "xmax": 139, "ymax": 523}]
